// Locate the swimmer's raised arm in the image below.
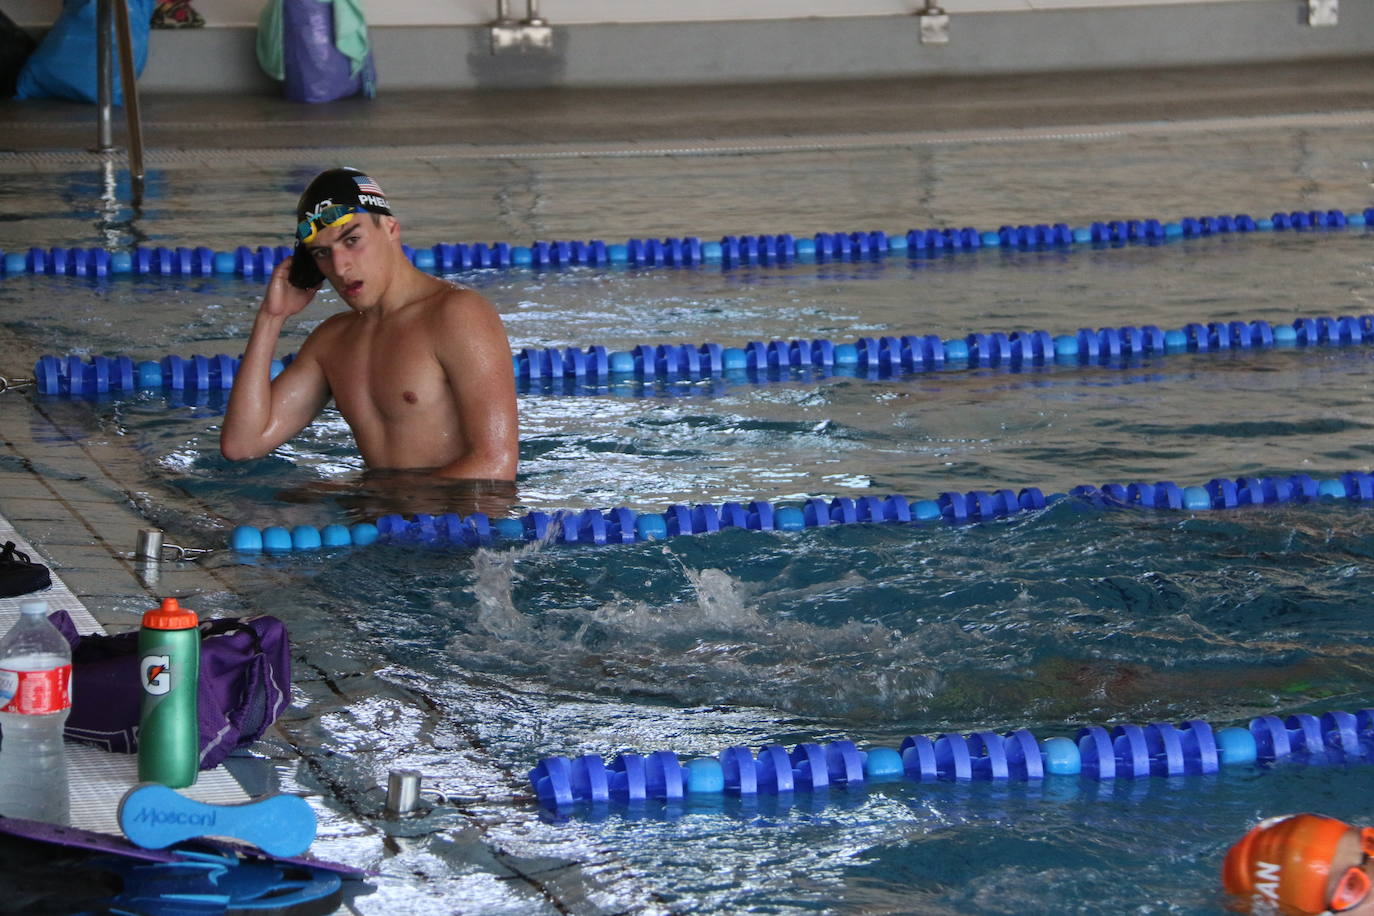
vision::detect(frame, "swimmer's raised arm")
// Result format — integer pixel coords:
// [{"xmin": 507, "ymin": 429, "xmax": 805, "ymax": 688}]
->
[
  {"xmin": 220, "ymin": 257, "xmax": 333, "ymax": 461},
  {"xmin": 430, "ymin": 290, "xmax": 519, "ymax": 482}
]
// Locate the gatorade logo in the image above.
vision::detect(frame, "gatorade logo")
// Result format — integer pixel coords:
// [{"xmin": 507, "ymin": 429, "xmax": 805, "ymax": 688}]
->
[
  {"xmin": 130, "ymin": 807, "xmax": 216, "ymax": 827},
  {"xmin": 141, "ymin": 654, "xmax": 171, "ymax": 696}
]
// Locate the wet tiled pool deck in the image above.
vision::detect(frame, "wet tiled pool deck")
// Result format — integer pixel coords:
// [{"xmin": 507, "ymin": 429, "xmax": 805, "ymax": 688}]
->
[{"xmin": 0, "ymin": 324, "xmax": 223, "ymax": 633}]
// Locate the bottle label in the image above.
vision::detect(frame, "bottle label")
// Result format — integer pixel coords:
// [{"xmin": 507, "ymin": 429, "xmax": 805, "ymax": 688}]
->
[{"xmin": 0, "ymin": 665, "xmax": 72, "ymax": 715}]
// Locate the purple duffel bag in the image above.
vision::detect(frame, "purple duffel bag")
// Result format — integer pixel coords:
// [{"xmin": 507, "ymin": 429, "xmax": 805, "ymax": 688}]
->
[
  {"xmin": 282, "ymin": 0, "xmax": 375, "ymax": 104},
  {"xmin": 50, "ymin": 611, "xmax": 291, "ymax": 770}
]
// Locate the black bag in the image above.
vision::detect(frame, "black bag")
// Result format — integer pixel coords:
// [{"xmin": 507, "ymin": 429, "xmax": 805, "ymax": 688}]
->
[
  {"xmin": 0, "ymin": 541, "xmax": 51, "ymax": 597},
  {"xmin": 0, "ymin": 10, "xmax": 36, "ymax": 99}
]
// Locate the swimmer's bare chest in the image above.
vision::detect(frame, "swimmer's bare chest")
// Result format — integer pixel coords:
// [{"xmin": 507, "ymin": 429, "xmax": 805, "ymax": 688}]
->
[{"xmin": 317, "ymin": 314, "xmax": 464, "ymax": 468}]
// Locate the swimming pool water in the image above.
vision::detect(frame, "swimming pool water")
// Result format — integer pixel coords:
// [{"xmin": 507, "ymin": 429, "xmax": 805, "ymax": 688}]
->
[{"xmin": 4, "ymin": 121, "xmax": 1374, "ymax": 913}]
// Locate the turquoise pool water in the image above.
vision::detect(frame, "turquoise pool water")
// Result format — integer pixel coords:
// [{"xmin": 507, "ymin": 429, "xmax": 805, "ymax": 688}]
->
[{"xmin": 4, "ymin": 121, "xmax": 1374, "ymax": 913}]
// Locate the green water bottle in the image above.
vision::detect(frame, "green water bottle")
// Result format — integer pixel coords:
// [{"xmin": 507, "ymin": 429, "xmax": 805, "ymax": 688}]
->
[{"xmin": 137, "ymin": 597, "xmax": 200, "ymax": 788}]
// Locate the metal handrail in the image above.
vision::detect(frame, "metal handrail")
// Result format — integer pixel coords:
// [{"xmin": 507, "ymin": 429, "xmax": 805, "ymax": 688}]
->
[
  {"xmin": 95, "ymin": 0, "xmax": 113, "ymax": 151},
  {"xmin": 94, "ymin": 0, "xmax": 145, "ymax": 189},
  {"xmin": 112, "ymin": 0, "xmax": 144, "ymax": 186}
]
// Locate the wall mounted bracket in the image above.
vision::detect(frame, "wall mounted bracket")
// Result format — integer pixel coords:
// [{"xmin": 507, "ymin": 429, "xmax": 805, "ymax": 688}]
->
[
  {"xmin": 920, "ymin": 3, "xmax": 950, "ymax": 45},
  {"xmin": 489, "ymin": 1, "xmax": 553, "ymax": 53},
  {"xmin": 1307, "ymin": 0, "xmax": 1338, "ymax": 26}
]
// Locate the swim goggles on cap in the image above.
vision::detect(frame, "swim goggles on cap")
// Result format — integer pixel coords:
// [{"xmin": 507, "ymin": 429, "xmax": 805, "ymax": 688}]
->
[
  {"xmin": 1330, "ymin": 828, "xmax": 1374, "ymax": 912},
  {"xmin": 295, "ymin": 204, "xmax": 358, "ymax": 244}
]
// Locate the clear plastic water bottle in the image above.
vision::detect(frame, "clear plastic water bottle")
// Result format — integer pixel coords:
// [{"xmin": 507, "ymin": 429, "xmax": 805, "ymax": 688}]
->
[{"xmin": 0, "ymin": 599, "xmax": 72, "ymax": 824}]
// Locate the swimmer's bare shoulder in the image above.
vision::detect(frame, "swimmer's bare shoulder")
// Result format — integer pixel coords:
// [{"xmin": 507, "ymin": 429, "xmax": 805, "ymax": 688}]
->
[
  {"xmin": 421, "ymin": 278, "xmax": 519, "ymax": 479},
  {"xmin": 422, "ymin": 281, "xmax": 509, "ymax": 351},
  {"xmin": 430, "ymin": 277, "xmax": 493, "ymax": 311},
  {"xmin": 293, "ymin": 308, "xmax": 354, "ymax": 364}
]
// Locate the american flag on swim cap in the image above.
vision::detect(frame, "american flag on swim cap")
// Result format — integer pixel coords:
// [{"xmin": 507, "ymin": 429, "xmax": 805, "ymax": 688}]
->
[{"xmin": 353, "ymin": 175, "xmax": 384, "ymax": 196}]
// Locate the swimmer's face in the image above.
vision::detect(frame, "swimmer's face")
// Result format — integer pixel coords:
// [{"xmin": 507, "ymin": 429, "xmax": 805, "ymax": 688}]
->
[
  {"xmin": 1326, "ymin": 829, "xmax": 1374, "ymax": 914},
  {"xmin": 304, "ymin": 213, "xmax": 400, "ymax": 309}
]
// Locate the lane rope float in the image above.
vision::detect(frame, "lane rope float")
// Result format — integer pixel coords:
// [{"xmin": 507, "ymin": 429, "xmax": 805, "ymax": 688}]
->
[
  {"xmin": 227, "ymin": 468, "xmax": 1374, "ymax": 554},
  {"xmin": 28, "ymin": 312, "xmax": 1374, "ymax": 397},
  {"xmin": 1, "ymin": 207, "xmax": 1368, "ymax": 280},
  {"xmin": 526, "ymin": 707, "xmax": 1374, "ymax": 812}
]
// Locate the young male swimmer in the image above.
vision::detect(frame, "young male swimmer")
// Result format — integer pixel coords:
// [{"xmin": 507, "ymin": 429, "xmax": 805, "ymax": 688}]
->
[
  {"xmin": 220, "ymin": 168, "xmax": 518, "ymax": 485},
  {"xmin": 1224, "ymin": 813, "xmax": 1374, "ymax": 914}
]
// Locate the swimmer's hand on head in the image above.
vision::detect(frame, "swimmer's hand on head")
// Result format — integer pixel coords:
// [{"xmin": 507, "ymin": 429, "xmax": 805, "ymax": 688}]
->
[
  {"xmin": 219, "ymin": 257, "xmax": 334, "ymax": 462},
  {"xmin": 267, "ymin": 256, "xmax": 321, "ymax": 317}
]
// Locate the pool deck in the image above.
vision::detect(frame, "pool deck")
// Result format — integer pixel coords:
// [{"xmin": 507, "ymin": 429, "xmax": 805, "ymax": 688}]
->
[
  {"xmin": 3, "ymin": 58, "xmax": 1374, "ymax": 163},
  {"xmin": 3, "ymin": 57, "xmax": 1374, "ymax": 912}
]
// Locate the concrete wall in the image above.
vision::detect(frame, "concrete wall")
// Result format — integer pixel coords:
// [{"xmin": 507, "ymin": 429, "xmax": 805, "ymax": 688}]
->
[{"xmin": 6, "ymin": 0, "xmax": 1369, "ymax": 91}]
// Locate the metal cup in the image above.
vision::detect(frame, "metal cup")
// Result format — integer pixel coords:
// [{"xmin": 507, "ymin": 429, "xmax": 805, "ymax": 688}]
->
[
  {"xmin": 386, "ymin": 769, "xmax": 424, "ymax": 816},
  {"xmin": 135, "ymin": 528, "xmax": 164, "ymax": 561}
]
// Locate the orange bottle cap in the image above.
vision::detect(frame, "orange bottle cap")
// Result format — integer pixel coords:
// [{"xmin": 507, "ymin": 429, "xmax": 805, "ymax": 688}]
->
[{"xmin": 141, "ymin": 596, "xmax": 199, "ymax": 630}]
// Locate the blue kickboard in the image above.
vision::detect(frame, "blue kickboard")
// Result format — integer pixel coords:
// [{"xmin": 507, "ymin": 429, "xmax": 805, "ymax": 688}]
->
[{"xmin": 119, "ymin": 783, "xmax": 318, "ymax": 859}]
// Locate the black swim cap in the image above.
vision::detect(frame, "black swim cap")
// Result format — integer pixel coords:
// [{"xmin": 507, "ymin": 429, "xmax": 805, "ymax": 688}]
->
[
  {"xmin": 288, "ymin": 169, "xmax": 395, "ymax": 287},
  {"xmin": 295, "ymin": 167, "xmax": 393, "ymax": 228}
]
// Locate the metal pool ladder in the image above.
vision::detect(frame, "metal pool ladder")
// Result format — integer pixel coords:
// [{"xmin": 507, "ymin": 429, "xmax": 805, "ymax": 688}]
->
[{"xmin": 93, "ymin": 0, "xmax": 145, "ymax": 191}]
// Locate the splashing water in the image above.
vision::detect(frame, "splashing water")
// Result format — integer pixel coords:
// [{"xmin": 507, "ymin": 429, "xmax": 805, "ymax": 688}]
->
[
  {"xmin": 468, "ymin": 541, "xmax": 543, "ymax": 638},
  {"xmin": 448, "ymin": 552, "xmax": 943, "ymax": 720}
]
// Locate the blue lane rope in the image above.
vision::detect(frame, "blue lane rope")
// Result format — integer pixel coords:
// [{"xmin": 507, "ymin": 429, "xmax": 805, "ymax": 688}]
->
[
  {"xmin": 2, "ymin": 207, "xmax": 1368, "ymax": 280},
  {"xmin": 29, "ymin": 312, "xmax": 1374, "ymax": 397},
  {"xmin": 525, "ymin": 707, "xmax": 1372, "ymax": 811},
  {"xmin": 228, "ymin": 469, "xmax": 1374, "ymax": 554}
]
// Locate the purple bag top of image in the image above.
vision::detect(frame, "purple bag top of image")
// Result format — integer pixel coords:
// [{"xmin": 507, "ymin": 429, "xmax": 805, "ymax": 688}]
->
[
  {"xmin": 283, "ymin": 0, "xmax": 374, "ymax": 103},
  {"xmin": 49, "ymin": 611, "xmax": 291, "ymax": 770}
]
